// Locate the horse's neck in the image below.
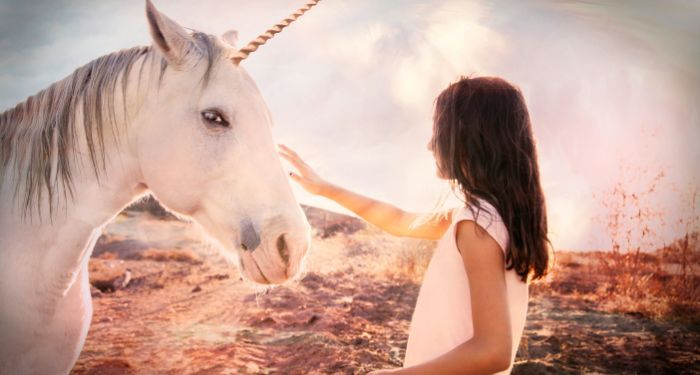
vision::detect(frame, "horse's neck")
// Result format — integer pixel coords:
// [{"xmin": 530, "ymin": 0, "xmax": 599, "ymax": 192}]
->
[{"xmin": 0, "ymin": 53, "xmax": 154, "ymax": 300}]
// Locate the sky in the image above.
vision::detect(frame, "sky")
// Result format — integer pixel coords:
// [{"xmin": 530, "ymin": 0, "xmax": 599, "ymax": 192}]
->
[{"xmin": 1, "ymin": 0, "xmax": 698, "ymax": 251}]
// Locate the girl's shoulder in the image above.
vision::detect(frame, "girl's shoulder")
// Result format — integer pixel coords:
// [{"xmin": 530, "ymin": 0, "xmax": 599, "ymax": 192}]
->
[{"xmin": 451, "ymin": 199, "xmax": 509, "ymax": 254}]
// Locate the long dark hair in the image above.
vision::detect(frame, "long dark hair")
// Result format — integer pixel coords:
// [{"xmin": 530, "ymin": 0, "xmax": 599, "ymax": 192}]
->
[{"xmin": 431, "ymin": 76, "xmax": 551, "ymax": 282}]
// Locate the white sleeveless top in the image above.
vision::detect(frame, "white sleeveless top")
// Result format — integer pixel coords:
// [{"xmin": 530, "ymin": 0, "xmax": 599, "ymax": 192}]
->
[{"xmin": 404, "ymin": 200, "xmax": 529, "ymax": 374}]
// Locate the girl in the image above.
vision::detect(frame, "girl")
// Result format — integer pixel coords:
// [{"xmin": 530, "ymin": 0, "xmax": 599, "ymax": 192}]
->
[{"xmin": 279, "ymin": 76, "xmax": 551, "ymax": 374}]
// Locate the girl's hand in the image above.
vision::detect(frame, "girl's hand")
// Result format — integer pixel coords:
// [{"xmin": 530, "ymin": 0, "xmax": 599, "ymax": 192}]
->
[{"xmin": 278, "ymin": 144, "xmax": 332, "ymax": 196}]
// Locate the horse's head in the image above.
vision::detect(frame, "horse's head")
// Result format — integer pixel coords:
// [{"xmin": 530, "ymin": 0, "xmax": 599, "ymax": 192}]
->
[{"xmin": 133, "ymin": 1, "xmax": 311, "ymax": 284}]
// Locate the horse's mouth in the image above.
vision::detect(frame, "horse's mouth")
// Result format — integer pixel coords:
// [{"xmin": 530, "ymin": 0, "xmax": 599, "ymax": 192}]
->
[
  {"xmin": 239, "ymin": 251, "xmax": 274, "ymax": 285},
  {"xmin": 251, "ymin": 257, "xmax": 271, "ymax": 285}
]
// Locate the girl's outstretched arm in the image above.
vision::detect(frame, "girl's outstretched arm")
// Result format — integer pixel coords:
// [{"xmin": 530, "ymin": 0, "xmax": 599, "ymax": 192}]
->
[
  {"xmin": 372, "ymin": 220, "xmax": 513, "ymax": 375},
  {"xmin": 279, "ymin": 144, "xmax": 451, "ymax": 240}
]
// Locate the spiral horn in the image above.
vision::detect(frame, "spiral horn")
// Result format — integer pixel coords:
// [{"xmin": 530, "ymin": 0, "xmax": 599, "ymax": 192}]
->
[{"xmin": 232, "ymin": 0, "xmax": 321, "ymax": 65}]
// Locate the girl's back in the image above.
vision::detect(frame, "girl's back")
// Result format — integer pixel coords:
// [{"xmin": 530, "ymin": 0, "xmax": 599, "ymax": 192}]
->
[{"xmin": 404, "ymin": 199, "xmax": 529, "ymax": 374}]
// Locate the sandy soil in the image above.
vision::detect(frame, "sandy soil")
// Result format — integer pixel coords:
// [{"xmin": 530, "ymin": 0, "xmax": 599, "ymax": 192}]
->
[{"xmin": 71, "ymin": 206, "xmax": 700, "ymax": 374}]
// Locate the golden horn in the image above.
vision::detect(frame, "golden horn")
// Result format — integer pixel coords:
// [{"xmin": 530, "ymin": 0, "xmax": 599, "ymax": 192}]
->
[{"xmin": 232, "ymin": 0, "xmax": 322, "ymax": 65}]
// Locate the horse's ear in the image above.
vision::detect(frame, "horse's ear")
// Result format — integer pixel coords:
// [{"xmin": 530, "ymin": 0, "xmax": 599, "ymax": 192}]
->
[
  {"xmin": 145, "ymin": 0, "xmax": 191, "ymax": 65},
  {"xmin": 221, "ymin": 30, "xmax": 239, "ymax": 48}
]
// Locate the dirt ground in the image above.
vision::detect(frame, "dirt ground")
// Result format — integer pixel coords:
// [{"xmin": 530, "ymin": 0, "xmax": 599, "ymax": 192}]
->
[{"xmin": 72, "ymin": 205, "xmax": 700, "ymax": 374}]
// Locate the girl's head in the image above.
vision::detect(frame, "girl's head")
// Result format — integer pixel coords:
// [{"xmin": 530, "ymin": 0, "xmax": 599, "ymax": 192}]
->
[{"xmin": 430, "ymin": 76, "xmax": 550, "ymax": 282}]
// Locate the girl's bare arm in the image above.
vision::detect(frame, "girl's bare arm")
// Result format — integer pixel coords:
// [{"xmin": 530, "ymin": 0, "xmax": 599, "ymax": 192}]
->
[{"xmin": 279, "ymin": 144, "xmax": 451, "ymax": 240}]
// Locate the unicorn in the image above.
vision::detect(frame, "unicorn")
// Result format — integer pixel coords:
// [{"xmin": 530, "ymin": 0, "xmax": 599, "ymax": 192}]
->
[{"xmin": 0, "ymin": 0, "xmax": 321, "ymax": 373}]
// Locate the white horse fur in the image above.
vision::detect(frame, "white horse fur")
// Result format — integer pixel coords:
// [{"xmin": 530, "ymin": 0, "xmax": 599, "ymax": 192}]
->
[{"xmin": 0, "ymin": 1, "xmax": 311, "ymax": 373}]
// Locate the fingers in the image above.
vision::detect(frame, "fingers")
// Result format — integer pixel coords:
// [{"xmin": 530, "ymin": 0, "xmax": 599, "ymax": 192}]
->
[
  {"xmin": 280, "ymin": 146, "xmax": 326, "ymax": 194},
  {"xmin": 278, "ymin": 144, "xmax": 314, "ymax": 174},
  {"xmin": 288, "ymin": 171, "xmax": 302, "ymax": 182},
  {"xmin": 278, "ymin": 143, "xmax": 299, "ymax": 158},
  {"xmin": 278, "ymin": 144, "xmax": 296, "ymax": 162},
  {"xmin": 278, "ymin": 143, "xmax": 292, "ymax": 154},
  {"xmin": 278, "ymin": 144, "xmax": 307, "ymax": 165},
  {"xmin": 288, "ymin": 171, "xmax": 314, "ymax": 190},
  {"xmin": 278, "ymin": 144, "xmax": 299, "ymax": 162},
  {"xmin": 281, "ymin": 156, "xmax": 307, "ymax": 178},
  {"xmin": 279, "ymin": 148, "xmax": 304, "ymax": 171}
]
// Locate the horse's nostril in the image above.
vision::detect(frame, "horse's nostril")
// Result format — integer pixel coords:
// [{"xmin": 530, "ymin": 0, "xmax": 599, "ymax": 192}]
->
[
  {"xmin": 240, "ymin": 218, "xmax": 261, "ymax": 251},
  {"xmin": 276, "ymin": 234, "xmax": 290, "ymax": 266}
]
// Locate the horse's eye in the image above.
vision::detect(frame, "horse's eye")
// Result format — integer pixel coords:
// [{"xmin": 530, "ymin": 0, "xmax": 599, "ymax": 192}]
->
[{"xmin": 201, "ymin": 109, "xmax": 229, "ymax": 127}]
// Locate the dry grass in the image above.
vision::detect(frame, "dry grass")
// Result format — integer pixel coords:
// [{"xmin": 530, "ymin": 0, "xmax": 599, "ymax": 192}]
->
[
  {"xmin": 557, "ymin": 166, "xmax": 700, "ymax": 323},
  {"xmin": 341, "ymin": 230, "xmax": 435, "ymax": 285},
  {"xmin": 599, "ymin": 237, "xmax": 700, "ymax": 323},
  {"xmin": 537, "ymin": 237, "xmax": 700, "ymax": 324},
  {"xmin": 378, "ymin": 241, "xmax": 434, "ymax": 284}
]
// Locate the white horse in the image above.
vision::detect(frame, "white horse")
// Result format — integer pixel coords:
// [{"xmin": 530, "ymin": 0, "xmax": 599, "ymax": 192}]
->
[{"xmin": 0, "ymin": 1, "xmax": 321, "ymax": 373}]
